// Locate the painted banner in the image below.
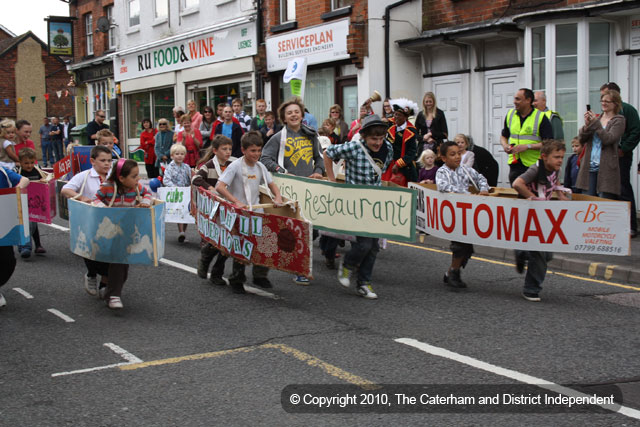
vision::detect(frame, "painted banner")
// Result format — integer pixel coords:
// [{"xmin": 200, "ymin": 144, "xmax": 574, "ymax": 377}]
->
[
  {"xmin": 157, "ymin": 186, "xmax": 195, "ymax": 224},
  {"xmin": 0, "ymin": 187, "xmax": 30, "ymax": 246},
  {"xmin": 53, "ymin": 155, "xmax": 73, "ymax": 179},
  {"xmin": 69, "ymin": 199, "xmax": 165, "ymax": 266},
  {"xmin": 27, "ymin": 180, "xmax": 57, "ymax": 224},
  {"xmin": 57, "ymin": 180, "xmax": 69, "ymax": 221},
  {"xmin": 273, "ymin": 174, "xmax": 417, "ymax": 242},
  {"xmin": 409, "ymin": 183, "xmax": 631, "ymax": 255},
  {"xmin": 73, "ymin": 146, "xmax": 93, "ymax": 174},
  {"xmin": 194, "ymin": 187, "xmax": 312, "ymax": 277}
]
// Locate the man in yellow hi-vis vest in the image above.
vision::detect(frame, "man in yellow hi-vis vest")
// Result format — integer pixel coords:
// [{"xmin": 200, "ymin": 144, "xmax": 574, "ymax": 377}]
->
[{"xmin": 500, "ymin": 88, "xmax": 553, "ymax": 184}]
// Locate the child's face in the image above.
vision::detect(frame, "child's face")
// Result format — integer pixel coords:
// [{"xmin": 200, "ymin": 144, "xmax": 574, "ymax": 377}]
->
[
  {"xmin": 442, "ymin": 145, "xmax": 461, "ymax": 169},
  {"xmin": 264, "ymin": 115, "xmax": 274, "ymax": 128},
  {"xmin": 242, "ymin": 145, "xmax": 262, "ymax": 165},
  {"xmin": 215, "ymin": 144, "xmax": 232, "ymax": 163},
  {"xmin": 16, "ymin": 125, "xmax": 32, "ymax": 141},
  {"xmin": 20, "ymin": 157, "xmax": 36, "ymax": 172},
  {"xmin": 423, "ymin": 153, "xmax": 435, "ymax": 166},
  {"xmin": 571, "ymin": 141, "xmax": 582, "ymax": 154},
  {"xmin": 91, "ymin": 152, "xmax": 113, "ymax": 176},
  {"xmin": 5, "ymin": 127, "xmax": 16, "ymax": 140},
  {"xmin": 364, "ymin": 134, "xmax": 386, "ymax": 152},
  {"xmin": 256, "ymin": 101, "xmax": 266, "ymax": 114},
  {"xmin": 455, "ymin": 137, "xmax": 467, "ymax": 151},
  {"xmin": 118, "ymin": 166, "xmax": 140, "ymax": 190},
  {"xmin": 172, "ymin": 149, "xmax": 186, "ymax": 164},
  {"xmin": 98, "ymin": 136, "xmax": 114, "ymax": 151},
  {"xmin": 542, "ymin": 149, "xmax": 565, "ymax": 172},
  {"xmin": 232, "ymin": 102, "xmax": 242, "ymax": 114}
]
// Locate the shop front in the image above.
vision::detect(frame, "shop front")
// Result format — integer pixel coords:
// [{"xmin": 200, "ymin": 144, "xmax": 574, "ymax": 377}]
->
[{"xmin": 113, "ymin": 20, "xmax": 258, "ymax": 159}]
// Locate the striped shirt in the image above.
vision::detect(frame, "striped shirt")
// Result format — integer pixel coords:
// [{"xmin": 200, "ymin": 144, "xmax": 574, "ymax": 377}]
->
[{"xmin": 94, "ymin": 182, "xmax": 152, "ymax": 207}]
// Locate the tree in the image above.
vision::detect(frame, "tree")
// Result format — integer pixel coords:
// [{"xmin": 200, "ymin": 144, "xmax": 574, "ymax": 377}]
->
[{"xmin": 53, "ymin": 34, "xmax": 69, "ymax": 48}]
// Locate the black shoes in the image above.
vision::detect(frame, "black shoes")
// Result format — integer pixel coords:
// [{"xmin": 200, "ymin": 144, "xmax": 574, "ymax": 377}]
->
[{"xmin": 444, "ymin": 269, "xmax": 467, "ymax": 289}]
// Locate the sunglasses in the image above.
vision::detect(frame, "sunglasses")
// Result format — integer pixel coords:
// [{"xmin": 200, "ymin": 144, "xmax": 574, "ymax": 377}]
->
[{"xmin": 97, "ymin": 115, "xmax": 106, "ymax": 118}]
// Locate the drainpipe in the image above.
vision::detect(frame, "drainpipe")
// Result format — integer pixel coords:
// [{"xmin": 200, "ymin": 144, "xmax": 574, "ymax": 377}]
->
[
  {"xmin": 384, "ymin": 0, "xmax": 413, "ymax": 98},
  {"xmin": 256, "ymin": 0, "xmax": 264, "ymax": 100}
]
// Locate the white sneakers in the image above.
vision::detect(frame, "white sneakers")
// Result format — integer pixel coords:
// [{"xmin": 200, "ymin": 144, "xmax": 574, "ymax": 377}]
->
[
  {"xmin": 0, "ymin": 293, "xmax": 6, "ymax": 308},
  {"xmin": 108, "ymin": 296, "xmax": 123, "ymax": 309},
  {"xmin": 84, "ymin": 274, "xmax": 98, "ymax": 296}
]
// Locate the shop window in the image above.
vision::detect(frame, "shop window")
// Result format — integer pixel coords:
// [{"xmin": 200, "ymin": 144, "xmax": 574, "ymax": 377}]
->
[
  {"xmin": 128, "ymin": 0, "xmax": 140, "ymax": 27},
  {"xmin": 155, "ymin": 0, "xmax": 168, "ymax": 19},
  {"xmin": 332, "ymin": 0, "xmax": 353, "ymax": 9},
  {"xmin": 531, "ymin": 27, "xmax": 545, "ymax": 92},
  {"xmin": 127, "ymin": 88, "xmax": 175, "ymax": 139},
  {"xmin": 153, "ymin": 88, "xmax": 175, "ymax": 125},
  {"xmin": 281, "ymin": 0, "xmax": 296, "ymax": 23},
  {"xmin": 208, "ymin": 81, "xmax": 252, "ymax": 116},
  {"xmin": 85, "ymin": 13, "xmax": 93, "ymax": 56},
  {"xmin": 183, "ymin": 0, "xmax": 199, "ymax": 10},
  {"xmin": 91, "ymin": 81, "xmax": 110, "ymax": 119},
  {"xmin": 589, "ymin": 22, "xmax": 610, "ymax": 109},
  {"xmin": 556, "ymin": 24, "xmax": 577, "ymax": 140},
  {"xmin": 279, "ymin": 67, "xmax": 335, "ymax": 123}
]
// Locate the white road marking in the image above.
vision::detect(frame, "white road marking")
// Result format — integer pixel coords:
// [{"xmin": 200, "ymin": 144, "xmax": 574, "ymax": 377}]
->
[
  {"xmin": 44, "ymin": 223, "xmax": 70, "ymax": 232},
  {"xmin": 52, "ymin": 343, "xmax": 143, "ymax": 377},
  {"xmin": 12, "ymin": 288, "xmax": 33, "ymax": 299},
  {"xmin": 395, "ymin": 338, "xmax": 640, "ymax": 421},
  {"xmin": 159, "ymin": 257, "xmax": 198, "ymax": 275},
  {"xmin": 47, "ymin": 308, "xmax": 75, "ymax": 323}
]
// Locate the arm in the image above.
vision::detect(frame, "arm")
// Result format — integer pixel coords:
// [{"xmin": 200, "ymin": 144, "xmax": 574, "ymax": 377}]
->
[
  {"xmin": 435, "ymin": 169, "xmax": 456, "ymax": 193},
  {"xmin": 500, "ymin": 117, "xmax": 513, "ymax": 153},
  {"xmin": 323, "ymin": 150, "xmax": 337, "ymax": 182},
  {"xmin": 399, "ymin": 131, "xmax": 417, "ymax": 168},
  {"xmin": 163, "ymin": 164, "xmax": 176, "ymax": 186},
  {"xmin": 199, "ymin": 122, "xmax": 212, "ymax": 139},
  {"xmin": 259, "ymin": 132, "xmax": 284, "ymax": 173},
  {"xmin": 431, "ymin": 110, "xmax": 448, "ymax": 142},
  {"xmin": 5, "ymin": 144, "xmax": 18, "ymax": 162},
  {"xmin": 468, "ymin": 166, "xmax": 489, "ymax": 193},
  {"xmin": 513, "ymin": 177, "xmax": 535, "ymax": 199},
  {"xmin": 310, "ymin": 136, "xmax": 325, "ymax": 178},
  {"xmin": 268, "ymin": 181, "xmax": 283, "ymax": 205},
  {"xmin": 191, "ymin": 163, "xmax": 212, "ymax": 189},
  {"xmin": 595, "ymin": 115, "xmax": 626, "ymax": 146},
  {"xmin": 215, "ymin": 180, "xmax": 246, "ymax": 209},
  {"xmin": 194, "ymin": 129, "xmax": 202, "ymax": 149}
]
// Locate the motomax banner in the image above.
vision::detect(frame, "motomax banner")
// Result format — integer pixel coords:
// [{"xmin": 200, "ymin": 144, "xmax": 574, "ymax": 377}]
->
[
  {"xmin": 273, "ymin": 174, "xmax": 416, "ymax": 242},
  {"xmin": 409, "ymin": 183, "xmax": 630, "ymax": 256},
  {"xmin": 195, "ymin": 187, "xmax": 312, "ymax": 277}
]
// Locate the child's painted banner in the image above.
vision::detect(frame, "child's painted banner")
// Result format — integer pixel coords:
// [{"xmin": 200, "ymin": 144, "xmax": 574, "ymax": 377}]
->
[
  {"xmin": 410, "ymin": 183, "xmax": 631, "ymax": 255},
  {"xmin": 273, "ymin": 173, "xmax": 416, "ymax": 242},
  {"xmin": 157, "ymin": 186, "xmax": 195, "ymax": 224},
  {"xmin": 69, "ymin": 199, "xmax": 165, "ymax": 265},
  {"xmin": 73, "ymin": 146, "xmax": 93, "ymax": 174},
  {"xmin": 27, "ymin": 180, "xmax": 57, "ymax": 224},
  {"xmin": 195, "ymin": 187, "xmax": 312, "ymax": 277},
  {"xmin": 53, "ymin": 155, "xmax": 73, "ymax": 179},
  {"xmin": 0, "ymin": 187, "xmax": 30, "ymax": 246}
]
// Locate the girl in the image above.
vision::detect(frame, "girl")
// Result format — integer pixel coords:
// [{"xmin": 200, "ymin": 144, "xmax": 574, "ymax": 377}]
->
[
  {"xmin": 381, "ymin": 98, "xmax": 394, "ymax": 121},
  {"xmin": 139, "ymin": 118, "xmax": 158, "ymax": 178},
  {"xmin": 0, "ymin": 119, "xmax": 18, "ymax": 169},
  {"xmin": 347, "ymin": 104, "xmax": 373, "ymax": 142},
  {"xmin": 418, "ymin": 149, "xmax": 438, "ymax": 184},
  {"xmin": 176, "ymin": 114, "xmax": 202, "ymax": 168},
  {"xmin": 455, "ymin": 134, "xmax": 475, "ymax": 168},
  {"xmin": 172, "ymin": 106, "xmax": 185, "ymax": 142},
  {"xmin": 199, "ymin": 106, "xmax": 216, "ymax": 151},
  {"xmin": 415, "ymin": 92, "xmax": 449, "ymax": 161},
  {"xmin": 163, "ymin": 144, "xmax": 192, "ymax": 243},
  {"xmin": 328, "ymin": 104, "xmax": 350, "ymax": 144},
  {"xmin": 187, "ymin": 99, "xmax": 203, "ymax": 131},
  {"xmin": 94, "ymin": 159, "xmax": 152, "ymax": 309},
  {"xmin": 322, "ymin": 118, "xmax": 340, "ymax": 145},
  {"xmin": 154, "ymin": 118, "xmax": 174, "ymax": 174}
]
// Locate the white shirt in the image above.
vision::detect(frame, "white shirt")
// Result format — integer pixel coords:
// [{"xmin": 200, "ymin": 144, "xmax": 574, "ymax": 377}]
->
[
  {"xmin": 218, "ymin": 157, "xmax": 272, "ymax": 207},
  {"xmin": 62, "ymin": 168, "xmax": 104, "ymax": 199}
]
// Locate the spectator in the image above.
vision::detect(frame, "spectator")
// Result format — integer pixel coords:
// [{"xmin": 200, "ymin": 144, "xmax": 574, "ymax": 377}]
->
[
  {"xmin": 62, "ymin": 116, "xmax": 72, "ymax": 147},
  {"xmin": 176, "ymin": 114, "xmax": 202, "ymax": 168},
  {"xmin": 154, "ymin": 118, "xmax": 173, "ymax": 173},
  {"xmin": 564, "ymin": 137, "xmax": 582, "ymax": 193},
  {"xmin": 86, "ymin": 110, "xmax": 109, "ymax": 145},
  {"xmin": 50, "ymin": 117, "xmax": 64, "ymax": 163},
  {"xmin": 259, "ymin": 111, "xmax": 282, "ymax": 144},
  {"xmin": 328, "ymin": 104, "xmax": 349, "ymax": 144},
  {"xmin": 139, "ymin": 118, "xmax": 158, "ymax": 178},
  {"xmin": 415, "ymin": 92, "xmax": 449, "ymax": 160},
  {"xmin": 250, "ymin": 99, "xmax": 268, "ymax": 131},
  {"xmin": 200, "ymin": 106, "xmax": 216, "ymax": 151},
  {"xmin": 302, "ymin": 108, "xmax": 318, "ymax": 131},
  {"xmin": 172, "ymin": 106, "xmax": 185, "ymax": 142},
  {"xmin": 232, "ymin": 98, "xmax": 251, "ymax": 133},
  {"xmin": 533, "ymin": 91, "xmax": 564, "ymax": 141},
  {"xmin": 38, "ymin": 117, "xmax": 54, "ymax": 167},
  {"xmin": 215, "ymin": 105, "xmax": 243, "ymax": 158},
  {"xmin": 381, "ymin": 98, "xmax": 394, "ymax": 122},
  {"xmin": 187, "ymin": 99, "xmax": 203, "ymax": 131},
  {"xmin": 14, "ymin": 120, "xmax": 35, "ymax": 162},
  {"xmin": 347, "ymin": 104, "xmax": 373, "ymax": 142}
]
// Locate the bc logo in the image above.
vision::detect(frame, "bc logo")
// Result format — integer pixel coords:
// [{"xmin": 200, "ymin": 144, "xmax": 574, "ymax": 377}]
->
[{"xmin": 575, "ymin": 203, "xmax": 605, "ymax": 223}]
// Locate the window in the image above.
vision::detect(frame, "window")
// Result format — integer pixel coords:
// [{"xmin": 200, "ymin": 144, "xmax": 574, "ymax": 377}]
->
[
  {"xmin": 84, "ymin": 13, "xmax": 93, "ymax": 56},
  {"xmin": 155, "ymin": 0, "xmax": 168, "ymax": 19},
  {"xmin": 332, "ymin": 0, "xmax": 353, "ymax": 9},
  {"xmin": 589, "ymin": 22, "xmax": 610, "ymax": 109},
  {"xmin": 90, "ymin": 81, "xmax": 110, "ymax": 119},
  {"xmin": 281, "ymin": 0, "xmax": 295, "ymax": 23},
  {"xmin": 531, "ymin": 27, "xmax": 545, "ymax": 91},
  {"xmin": 279, "ymin": 67, "xmax": 335, "ymax": 122},
  {"xmin": 127, "ymin": 88, "xmax": 175, "ymax": 139},
  {"xmin": 208, "ymin": 81, "xmax": 253, "ymax": 116},
  {"xmin": 128, "ymin": 0, "xmax": 140, "ymax": 27},
  {"xmin": 106, "ymin": 6, "xmax": 116, "ymax": 50},
  {"xmin": 183, "ymin": 0, "xmax": 199, "ymax": 9},
  {"xmin": 556, "ymin": 24, "xmax": 578, "ymax": 140}
]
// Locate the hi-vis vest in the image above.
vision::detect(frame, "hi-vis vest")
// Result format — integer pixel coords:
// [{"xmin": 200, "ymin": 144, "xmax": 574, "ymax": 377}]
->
[{"xmin": 506, "ymin": 108, "xmax": 543, "ymax": 167}]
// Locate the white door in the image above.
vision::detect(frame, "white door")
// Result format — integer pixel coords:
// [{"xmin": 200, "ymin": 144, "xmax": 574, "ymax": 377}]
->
[
  {"xmin": 432, "ymin": 77, "xmax": 462, "ymax": 139},
  {"xmin": 485, "ymin": 72, "xmax": 518, "ymax": 187}
]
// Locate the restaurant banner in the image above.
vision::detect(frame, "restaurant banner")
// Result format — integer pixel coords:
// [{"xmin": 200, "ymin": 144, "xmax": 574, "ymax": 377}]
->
[
  {"xmin": 410, "ymin": 183, "xmax": 631, "ymax": 255},
  {"xmin": 0, "ymin": 187, "xmax": 30, "ymax": 246}
]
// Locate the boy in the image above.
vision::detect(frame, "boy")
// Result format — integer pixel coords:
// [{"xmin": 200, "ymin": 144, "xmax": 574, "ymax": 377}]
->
[
  {"xmin": 250, "ymin": 99, "xmax": 268, "ymax": 131},
  {"xmin": 436, "ymin": 140, "xmax": 490, "ymax": 289},
  {"xmin": 215, "ymin": 131, "xmax": 284, "ymax": 294},
  {"xmin": 163, "ymin": 143, "xmax": 192, "ymax": 243},
  {"xmin": 16, "ymin": 148, "xmax": 48, "ymax": 258},
  {"xmin": 192, "ymin": 135, "xmax": 235, "ymax": 286},
  {"xmin": 61, "ymin": 145, "xmax": 113, "ymax": 297},
  {"xmin": 513, "ymin": 139, "xmax": 569, "ymax": 302},
  {"xmin": 95, "ymin": 129, "xmax": 121, "ymax": 159},
  {"xmin": 231, "ymin": 98, "xmax": 252, "ymax": 133},
  {"xmin": 323, "ymin": 114, "xmax": 394, "ymax": 299},
  {"xmin": 563, "ymin": 136, "xmax": 582, "ymax": 194}
]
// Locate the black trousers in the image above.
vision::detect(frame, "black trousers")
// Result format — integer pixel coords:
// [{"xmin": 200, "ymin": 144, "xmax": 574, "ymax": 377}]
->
[
  {"xmin": 0, "ymin": 246, "xmax": 16, "ymax": 288},
  {"xmin": 619, "ymin": 152, "xmax": 638, "ymax": 232}
]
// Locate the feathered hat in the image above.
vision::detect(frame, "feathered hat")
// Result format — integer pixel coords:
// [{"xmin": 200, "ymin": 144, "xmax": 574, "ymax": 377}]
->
[{"xmin": 389, "ymin": 98, "xmax": 419, "ymax": 117}]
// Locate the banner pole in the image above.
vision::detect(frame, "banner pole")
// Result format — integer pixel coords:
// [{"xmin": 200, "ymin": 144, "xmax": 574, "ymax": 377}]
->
[{"xmin": 150, "ymin": 203, "xmax": 158, "ymax": 267}]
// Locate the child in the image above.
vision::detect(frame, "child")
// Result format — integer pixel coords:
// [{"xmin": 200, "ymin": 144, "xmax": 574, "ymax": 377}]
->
[
  {"xmin": 215, "ymin": 131, "xmax": 284, "ymax": 294},
  {"xmin": 95, "ymin": 129, "xmax": 120, "ymax": 159},
  {"xmin": 0, "ymin": 119, "xmax": 19, "ymax": 169},
  {"xmin": 564, "ymin": 137, "xmax": 582, "ymax": 194},
  {"xmin": 16, "ymin": 148, "xmax": 49, "ymax": 258},
  {"xmin": 436, "ymin": 140, "xmax": 490, "ymax": 289},
  {"xmin": 94, "ymin": 159, "xmax": 152, "ymax": 309},
  {"xmin": 260, "ymin": 111, "xmax": 281, "ymax": 144},
  {"xmin": 163, "ymin": 144, "xmax": 192, "ymax": 243},
  {"xmin": 417, "ymin": 148, "xmax": 438, "ymax": 184},
  {"xmin": 61, "ymin": 145, "xmax": 113, "ymax": 297},
  {"xmin": 513, "ymin": 140, "xmax": 569, "ymax": 302},
  {"xmin": 232, "ymin": 97, "xmax": 252, "ymax": 133},
  {"xmin": 455, "ymin": 134, "xmax": 475, "ymax": 168},
  {"xmin": 323, "ymin": 114, "xmax": 394, "ymax": 299},
  {"xmin": 192, "ymin": 135, "xmax": 235, "ymax": 286}
]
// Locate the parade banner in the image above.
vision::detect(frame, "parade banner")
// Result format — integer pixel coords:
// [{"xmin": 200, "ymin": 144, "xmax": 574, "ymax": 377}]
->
[
  {"xmin": 157, "ymin": 186, "xmax": 195, "ymax": 224},
  {"xmin": 69, "ymin": 199, "xmax": 165, "ymax": 266},
  {"xmin": 56, "ymin": 180, "xmax": 69, "ymax": 221},
  {"xmin": 27, "ymin": 180, "xmax": 57, "ymax": 224},
  {"xmin": 410, "ymin": 183, "xmax": 631, "ymax": 255},
  {"xmin": 53, "ymin": 154, "xmax": 73, "ymax": 179},
  {"xmin": 0, "ymin": 187, "xmax": 30, "ymax": 246},
  {"xmin": 273, "ymin": 174, "xmax": 416, "ymax": 242},
  {"xmin": 73, "ymin": 146, "xmax": 93, "ymax": 174},
  {"xmin": 194, "ymin": 187, "xmax": 312, "ymax": 277}
]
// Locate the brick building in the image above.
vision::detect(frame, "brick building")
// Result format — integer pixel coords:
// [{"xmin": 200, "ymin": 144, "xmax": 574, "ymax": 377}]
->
[{"xmin": 0, "ymin": 27, "xmax": 73, "ymax": 159}]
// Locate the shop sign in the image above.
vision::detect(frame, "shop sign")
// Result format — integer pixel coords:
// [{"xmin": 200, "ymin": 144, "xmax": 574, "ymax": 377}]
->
[
  {"xmin": 114, "ymin": 23, "xmax": 257, "ymax": 81},
  {"xmin": 266, "ymin": 20, "xmax": 350, "ymax": 72}
]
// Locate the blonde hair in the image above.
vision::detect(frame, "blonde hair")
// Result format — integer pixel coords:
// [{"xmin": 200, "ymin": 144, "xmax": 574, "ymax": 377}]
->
[
  {"xmin": 0, "ymin": 119, "xmax": 16, "ymax": 140},
  {"xmin": 96, "ymin": 129, "xmax": 114, "ymax": 142},
  {"xmin": 422, "ymin": 92, "xmax": 437, "ymax": 116},
  {"xmin": 170, "ymin": 143, "xmax": 187, "ymax": 156},
  {"xmin": 601, "ymin": 89, "xmax": 623, "ymax": 114},
  {"xmin": 454, "ymin": 133, "xmax": 469, "ymax": 149},
  {"xmin": 418, "ymin": 149, "xmax": 436, "ymax": 167},
  {"xmin": 157, "ymin": 118, "xmax": 171, "ymax": 130}
]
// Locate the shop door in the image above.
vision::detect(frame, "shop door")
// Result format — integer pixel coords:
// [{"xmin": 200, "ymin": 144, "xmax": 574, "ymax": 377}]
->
[
  {"xmin": 432, "ymin": 77, "xmax": 462, "ymax": 139},
  {"xmin": 338, "ymin": 79, "xmax": 357, "ymax": 125},
  {"xmin": 485, "ymin": 72, "xmax": 518, "ymax": 187}
]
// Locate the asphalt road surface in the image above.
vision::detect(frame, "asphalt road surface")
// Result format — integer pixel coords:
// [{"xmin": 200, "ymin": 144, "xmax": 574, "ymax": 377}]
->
[{"xmin": 2, "ymin": 219, "xmax": 640, "ymax": 426}]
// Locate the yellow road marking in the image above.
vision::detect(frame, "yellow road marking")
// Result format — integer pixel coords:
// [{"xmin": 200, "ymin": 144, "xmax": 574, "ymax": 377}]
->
[
  {"xmin": 120, "ymin": 343, "xmax": 378, "ymax": 390},
  {"xmin": 604, "ymin": 265, "xmax": 616, "ymax": 280},
  {"xmin": 588, "ymin": 262, "xmax": 600, "ymax": 276},
  {"xmin": 388, "ymin": 241, "xmax": 640, "ymax": 291}
]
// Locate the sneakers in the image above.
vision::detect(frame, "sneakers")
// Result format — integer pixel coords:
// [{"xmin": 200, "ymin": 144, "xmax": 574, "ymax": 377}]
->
[
  {"xmin": 253, "ymin": 277, "xmax": 273, "ymax": 289},
  {"xmin": 324, "ymin": 257, "xmax": 336, "ymax": 270},
  {"xmin": 209, "ymin": 276, "xmax": 227, "ymax": 286},
  {"xmin": 515, "ymin": 251, "xmax": 527, "ymax": 274},
  {"xmin": 35, "ymin": 246, "xmax": 46, "ymax": 254},
  {"xmin": 20, "ymin": 249, "xmax": 31, "ymax": 259},
  {"xmin": 230, "ymin": 282, "xmax": 247, "ymax": 294},
  {"xmin": 197, "ymin": 259, "xmax": 208, "ymax": 278},
  {"xmin": 108, "ymin": 296, "xmax": 123, "ymax": 309},
  {"xmin": 0, "ymin": 293, "xmax": 6, "ymax": 308},
  {"xmin": 178, "ymin": 233, "xmax": 186, "ymax": 243},
  {"xmin": 522, "ymin": 292, "xmax": 541, "ymax": 302},
  {"xmin": 84, "ymin": 274, "xmax": 98, "ymax": 296},
  {"xmin": 443, "ymin": 269, "xmax": 467, "ymax": 289},
  {"xmin": 293, "ymin": 275, "xmax": 310, "ymax": 286},
  {"xmin": 98, "ymin": 285, "xmax": 108, "ymax": 300},
  {"xmin": 338, "ymin": 261, "xmax": 353, "ymax": 288},
  {"xmin": 356, "ymin": 283, "xmax": 378, "ymax": 299}
]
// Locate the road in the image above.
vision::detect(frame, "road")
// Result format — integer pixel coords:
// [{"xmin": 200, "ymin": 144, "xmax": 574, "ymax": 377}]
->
[{"xmin": 2, "ymin": 219, "xmax": 640, "ymax": 426}]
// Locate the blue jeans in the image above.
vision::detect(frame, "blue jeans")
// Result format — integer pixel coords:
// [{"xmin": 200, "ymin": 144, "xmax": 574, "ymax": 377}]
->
[
  {"xmin": 523, "ymin": 251, "xmax": 553, "ymax": 295},
  {"xmin": 587, "ymin": 171, "xmax": 618, "ymax": 199},
  {"xmin": 52, "ymin": 139, "xmax": 64, "ymax": 163},
  {"xmin": 17, "ymin": 222, "xmax": 40, "ymax": 253},
  {"xmin": 344, "ymin": 236, "xmax": 379, "ymax": 284},
  {"xmin": 319, "ymin": 235, "xmax": 340, "ymax": 259},
  {"xmin": 41, "ymin": 140, "xmax": 53, "ymax": 166}
]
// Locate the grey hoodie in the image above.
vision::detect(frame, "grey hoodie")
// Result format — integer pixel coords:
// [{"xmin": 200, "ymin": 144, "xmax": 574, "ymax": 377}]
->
[{"xmin": 260, "ymin": 124, "xmax": 325, "ymax": 177}]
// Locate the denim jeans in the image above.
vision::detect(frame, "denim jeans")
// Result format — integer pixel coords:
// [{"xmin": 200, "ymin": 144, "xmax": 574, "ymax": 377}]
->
[
  {"xmin": 523, "ymin": 251, "xmax": 553, "ymax": 295},
  {"xmin": 587, "ymin": 171, "xmax": 618, "ymax": 200},
  {"xmin": 17, "ymin": 222, "xmax": 40, "ymax": 253},
  {"xmin": 41, "ymin": 140, "xmax": 53, "ymax": 166},
  {"xmin": 319, "ymin": 235, "xmax": 340, "ymax": 259},
  {"xmin": 344, "ymin": 236, "xmax": 379, "ymax": 284},
  {"xmin": 52, "ymin": 139, "xmax": 64, "ymax": 163}
]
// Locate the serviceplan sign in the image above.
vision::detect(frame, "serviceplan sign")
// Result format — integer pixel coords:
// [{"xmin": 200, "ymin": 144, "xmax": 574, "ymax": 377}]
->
[
  {"xmin": 114, "ymin": 23, "xmax": 257, "ymax": 81},
  {"xmin": 266, "ymin": 20, "xmax": 349, "ymax": 72}
]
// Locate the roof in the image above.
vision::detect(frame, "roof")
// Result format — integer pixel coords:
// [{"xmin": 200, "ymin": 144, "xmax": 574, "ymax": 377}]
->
[
  {"xmin": 0, "ymin": 31, "xmax": 66, "ymax": 64},
  {"xmin": 0, "ymin": 24, "xmax": 16, "ymax": 38},
  {"xmin": 397, "ymin": 19, "xmax": 522, "ymax": 48}
]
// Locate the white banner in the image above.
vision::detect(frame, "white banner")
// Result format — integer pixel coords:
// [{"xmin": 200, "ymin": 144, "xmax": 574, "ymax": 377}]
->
[
  {"xmin": 410, "ymin": 184, "xmax": 630, "ymax": 255},
  {"xmin": 157, "ymin": 187, "xmax": 195, "ymax": 224},
  {"xmin": 266, "ymin": 20, "xmax": 349, "ymax": 72}
]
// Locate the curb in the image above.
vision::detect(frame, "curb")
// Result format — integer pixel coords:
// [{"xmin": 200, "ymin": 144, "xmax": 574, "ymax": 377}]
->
[{"xmin": 414, "ymin": 235, "xmax": 640, "ymax": 287}]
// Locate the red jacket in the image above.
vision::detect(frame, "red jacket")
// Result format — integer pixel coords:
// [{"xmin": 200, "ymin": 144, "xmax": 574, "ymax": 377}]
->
[{"xmin": 139, "ymin": 129, "xmax": 157, "ymax": 165}]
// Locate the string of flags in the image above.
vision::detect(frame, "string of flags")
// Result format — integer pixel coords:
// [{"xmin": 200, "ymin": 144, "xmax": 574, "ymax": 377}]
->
[{"xmin": 2, "ymin": 88, "xmax": 115, "ymax": 106}]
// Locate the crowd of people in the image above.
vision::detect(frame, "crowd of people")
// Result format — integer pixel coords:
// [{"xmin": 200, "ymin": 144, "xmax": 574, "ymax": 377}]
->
[{"xmin": 1, "ymin": 82, "xmax": 639, "ymax": 310}]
